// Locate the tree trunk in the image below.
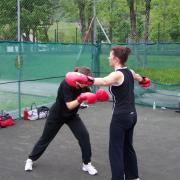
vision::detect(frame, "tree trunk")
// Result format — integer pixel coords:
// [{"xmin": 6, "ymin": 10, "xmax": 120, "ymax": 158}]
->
[
  {"xmin": 32, "ymin": 28, "xmax": 37, "ymax": 42},
  {"xmin": 87, "ymin": 0, "xmax": 93, "ymax": 27},
  {"xmin": 109, "ymin": 22, "xmax": 113, "ymax": 42},
  {"xmin": 109, "ymin": 0, "xmax": 114, "ymax": 42},
  {"xmin": 77, "ymin": 0, "xmax": 86, "ymax": 38},
  {"xmin": 44, "ymin": 26, "xmax": 49, "ymax": 42},
  {"xmin": 23, "ymin": 29, "xmax": 30, "ymax": 41},
  {"xmin": 87, "ymin": 0, "xmax": 93, "ymax": 43},
  {"xmin": 144, "ymin": 0, "xmax": 151, "ymax": 43},
  {"xmin": 127, "ymin": 0, "xmax": 137, "ymax": 42}
]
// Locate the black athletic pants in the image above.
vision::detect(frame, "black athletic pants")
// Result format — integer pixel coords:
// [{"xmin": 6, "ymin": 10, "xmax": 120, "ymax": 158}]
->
[
  {"xmin": 109, "ymin": 112, "xmax": 139, "ymax": 180},
  {"xmin": 29, "ymin": 114, "xmax": 91, "ymax": 164}
]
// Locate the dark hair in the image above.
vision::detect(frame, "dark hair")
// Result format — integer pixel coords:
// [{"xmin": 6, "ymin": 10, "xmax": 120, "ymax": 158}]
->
[
  {"xmin": 74, "ymin": 66, "xmax": 92, "ymax": 76},
  {"xmin": 110, "ymin": 46, "xmax": 131, "ymax": 64}
]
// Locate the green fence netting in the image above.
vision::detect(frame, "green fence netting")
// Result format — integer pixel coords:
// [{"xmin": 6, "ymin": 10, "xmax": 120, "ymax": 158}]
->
[
  {"xmin": 0, "ymin": 41, "xmax": 99, "ymax": 118},
  {"xmin": 0, "ymin": 41, "xmax": 180, "ymax": 119},
  {"xmin": 100, "ymin": 43, "xmax": 180, "ymax": 110}
]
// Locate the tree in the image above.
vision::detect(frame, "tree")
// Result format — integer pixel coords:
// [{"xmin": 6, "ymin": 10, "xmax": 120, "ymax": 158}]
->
[
  {"xmin": 96, "ymin": 0, "xmax": 130, "ymax": 43},
  {"xmin": 150, "ymin": 0, "xmax": 180, "ymax": 42},
  {"xmin": 77, "ymin": 0, "xmax": 86, "ymax": 38},
  {"xmin": 108, "ymin": 0, "xmax": 114, "ymax": 42},
  {"xmin": 0, "ymin": 0, "xmax": 53, "ymax": 41},
  {"xmin": 0, "ymin": 0, "xmax": 17, "ymax": 40},
  {"xmin": 87, "ymin": 0, "xmax": 93, "ymax": 42},
  {"xmin": 1, "ymin": 0, "xmax": 180, "ymax": 42},
  {"xmin": 127, "ymin": 0, "xmax": 137, "ymax": 42},
  {"xmin": 144, "ymin": 0, "xmax": 151, "ymax": 43},
  {"xmin": 21, "ymin": 0, "xmax": 53, "ymax": 42}
]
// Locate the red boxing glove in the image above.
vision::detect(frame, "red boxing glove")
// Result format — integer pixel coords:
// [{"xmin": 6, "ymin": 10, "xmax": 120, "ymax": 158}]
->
[
  {"xmin": 96, "ymin": 89, "xmax": 109, "ymax": 101},
  {"xmin": 65, "ymin": 72, "xmax": 94, "ymax": 87},
  {"xmin": 77, "ymin": 92, "xmax": 97, "ymax": 104},
  {"xmin": 139, "ymin": 77, "xmax": 151, "ymax": 88}
]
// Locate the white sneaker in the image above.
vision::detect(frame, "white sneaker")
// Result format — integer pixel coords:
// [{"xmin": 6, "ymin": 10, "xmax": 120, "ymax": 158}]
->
[
  {"xmin": 82, "ymin": 162, "xmax": 98, "ymax": 175},
  {"xmin": 80, "ymin": 103, "xmax": 89, "ymax": 109},
  {"xmin": 25, "ymin": 159, "xmax": 33, "ymax": 171}
]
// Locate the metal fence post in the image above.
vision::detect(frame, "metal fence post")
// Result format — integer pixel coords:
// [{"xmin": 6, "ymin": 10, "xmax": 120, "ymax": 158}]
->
[{"xmin": 17, "ymin": 0, "xmax": 22, "ymax": 120}]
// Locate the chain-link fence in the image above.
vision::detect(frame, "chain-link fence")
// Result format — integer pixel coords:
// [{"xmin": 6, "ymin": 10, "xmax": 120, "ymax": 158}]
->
[
  {"xmin": 0, "ymin": 1, "xmax": 180, "ymax": 119},
  {"xmin": 0, "ymin": 0, "xmax": 180, "ymax": 43},
  {"xmin": 0, "ymin": 41, "xmax": 99, "ymax": 118},
  {"xmin": 100, "ymin": 43, "xmax": 180, "ymax": 110},
  {"xmin": 0, "ymin": 0, "xmax": 82, "ymax": 43},
  {"xmin": 0, "ymin": 42, "xmax": 180, "ymax": 119}
]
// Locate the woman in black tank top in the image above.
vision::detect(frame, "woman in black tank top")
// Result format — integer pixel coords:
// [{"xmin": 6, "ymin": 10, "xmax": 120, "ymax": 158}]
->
[{"xmin": 94, "ymin": 46, "xmax": 150, "ymax": 180}]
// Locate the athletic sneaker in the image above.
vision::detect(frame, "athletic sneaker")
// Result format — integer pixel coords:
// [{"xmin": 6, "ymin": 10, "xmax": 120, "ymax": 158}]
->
[
  {"xmin": 25, "ymin": 159, "xmax": 33, "ymax": 171},
  {"xmin": 82, "ymin": 162, "xmax": 98, "ymax": 175},
  {"xmin": 79, "ymin": 103, "xmax": 89, "ymax": 109}
]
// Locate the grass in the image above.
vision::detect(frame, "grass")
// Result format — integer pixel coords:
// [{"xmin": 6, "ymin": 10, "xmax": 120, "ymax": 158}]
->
[
  {"xmin": 0, "ymin": 91, "xmax": 54, "ymax": 111},
  {"xmin": 131, "ymin": 54, "xmax": 180, "ymax": 84},
  {"xmin": 135, "ymin": 68, "xmax": 180, "ymax": 85},
  {"xmin": 48, "ymin": 22, "xmax": 82, "ymax": 43},
  {"xmin": 100, "ymin": 54, "xmax": 180, "ymax": 84}
]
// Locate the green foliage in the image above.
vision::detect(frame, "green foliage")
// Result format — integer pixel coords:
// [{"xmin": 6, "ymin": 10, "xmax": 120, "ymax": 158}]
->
[
  {"xmin": 48, "ymin": 22, "xmax": 81, "ymax": 42},
  {"xmin": 99, "ymin": 52, "xmax": 180, "ymax": 84},
  {"xmin": 150, "ymin": 0, "xmax": 180, "ymax": 42},
  {"xmin": 56, "ymin": 0, "xmax": 79, "ymax": 21},
  {"xmin": 0, "ymin": 0, "xmax": 17, "ymax": 39},
  {"xmin": 0, "ymin": 0, "xmax": 54, "ymax": 41},
  {"xmin": 136, "ymin": 68, "xmax": 180, "ymax": 84},
  {"xmin": 170, "ymin": 29, "xmax": 180, "ymax": 41},
  {"xmin": 0, "ymin": 0, "xmax": 180, "ymax": 42},
  {"xmin": 0, "ymin": 91, "xmax": 54, "ymax": 111}
]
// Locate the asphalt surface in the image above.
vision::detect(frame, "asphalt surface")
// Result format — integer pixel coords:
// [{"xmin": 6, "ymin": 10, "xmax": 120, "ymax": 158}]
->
[{"xmin": 0, "ymin": 102, "xmax": 180, "ymax": 180}]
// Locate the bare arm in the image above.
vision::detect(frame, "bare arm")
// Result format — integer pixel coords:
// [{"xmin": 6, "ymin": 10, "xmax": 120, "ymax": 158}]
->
[
  {"xmin": 130, "ymin": 69, "xmax": 143, "ymax": 82},
  {"xmin": 94, "ymin": 71, "xmax": 123, "ymax": 86},
  {"xmin": 66, "ymin": 100, "xmax": 80, "ymax": 110}
]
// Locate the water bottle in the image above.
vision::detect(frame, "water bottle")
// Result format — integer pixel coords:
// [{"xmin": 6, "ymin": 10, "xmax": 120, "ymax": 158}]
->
[
  {"xmin": 153, "ymin": 101, "xmax": 156, "ymax": 110},
  {"xmin": 24, "ymin": 107, "xmax": 28, "ymax": 121}
]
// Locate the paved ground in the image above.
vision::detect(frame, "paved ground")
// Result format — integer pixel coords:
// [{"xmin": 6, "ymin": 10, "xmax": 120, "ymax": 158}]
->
[{"xmin": 0, "ymin": 102, "xmax": 180, "ymax": 180}]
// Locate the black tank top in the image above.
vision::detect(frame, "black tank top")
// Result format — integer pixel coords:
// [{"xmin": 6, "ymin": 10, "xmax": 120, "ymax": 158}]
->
[{"xmin": 109, "ymin": 68, "xmax": 136, "ymax": 114}]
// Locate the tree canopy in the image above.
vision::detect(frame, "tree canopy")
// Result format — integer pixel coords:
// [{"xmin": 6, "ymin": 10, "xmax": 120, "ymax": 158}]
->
[{"xmin": 0, "ymin": 0, "xmax": 179, "ymax": 42}]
